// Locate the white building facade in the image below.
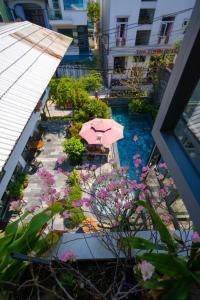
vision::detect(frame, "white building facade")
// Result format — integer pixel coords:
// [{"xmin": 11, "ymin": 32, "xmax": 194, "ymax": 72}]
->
[
  {"xmin": 6, "ymin": 0, "xmax": 89, "ymax": 57},
  {"xmin": 100, "ymin": 0, "xmax": 196, "ymax": 87}
]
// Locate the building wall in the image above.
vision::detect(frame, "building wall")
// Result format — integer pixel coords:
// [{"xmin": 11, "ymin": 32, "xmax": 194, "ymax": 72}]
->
[
  {"xmin": 0, "ymin": 89, "xmax": 49, "ymax": 200},
  {"xmin": 101, "ymin": 0, "xmax": 196, "ymax": 87}
]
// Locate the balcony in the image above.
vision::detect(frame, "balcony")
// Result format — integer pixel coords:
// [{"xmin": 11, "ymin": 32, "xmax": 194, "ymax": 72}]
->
[
  {"xmin": 63, "ymin": 0, "xmax": 87, "ymax": 10},
  {"xmin": 116, "ymin": 37, "xmax": 126, "ymax": 47}
]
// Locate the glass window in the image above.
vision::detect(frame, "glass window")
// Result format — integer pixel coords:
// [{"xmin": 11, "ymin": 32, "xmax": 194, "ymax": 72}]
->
[
  {"xmin": 135, "ymin": 30, "xmax": 151, "ymax": 45},
  {"xmin": 114, "ymin": 57, "xmax": 126, "ymax": 73},
  {"xmin": 138, "ymin": 9, "xmax": 155, "ymax": 24},
  {"xmin": 133, "ymin": 55, "xmax": 146, "ymax": 63},
  {"xmin": 63, "ymin": 0, "xmax": 86, "ymax": 10},
  {"xmin": 175, "ymin": 79, "xmax": 200, "ymax": 173}
]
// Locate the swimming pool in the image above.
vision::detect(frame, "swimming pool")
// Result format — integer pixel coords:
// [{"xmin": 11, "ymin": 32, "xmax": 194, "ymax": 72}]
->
[{"xmin": 112, "ymin": 107, "xmax": 154, "ymax": 179}]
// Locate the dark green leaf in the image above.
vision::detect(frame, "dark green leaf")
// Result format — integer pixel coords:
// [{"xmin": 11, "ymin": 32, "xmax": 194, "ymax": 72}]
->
[{"xmin": 121, "ymin": 236, "xmax": 167, "ymax": 251}]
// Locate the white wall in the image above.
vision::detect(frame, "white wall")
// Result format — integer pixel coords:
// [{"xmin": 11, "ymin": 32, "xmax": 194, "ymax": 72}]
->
[
  {"xmin": 0, "ymin": 89, "xmax": 49, "ymax": 200},
  {"xmin": 58, "ymin": 0, "xmax": 87, "ymax": 25}
]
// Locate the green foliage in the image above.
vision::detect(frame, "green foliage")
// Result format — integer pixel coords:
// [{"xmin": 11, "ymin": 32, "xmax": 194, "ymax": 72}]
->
[
  {"xmin": 121, "ymin": 201, "xmax": 200, "ymax": 300},
  {"xmin": 7, "ymin": 172, "xmax": 29, "ymax": 199},
  {"xmin": 68, "ymin": 171, "xmax": 80, "ymax": 186},
  {"xmin": 82, "ymin": 98, "xmax": 110, "ymax": 119},
  {"xmin": 68, "ymin": 122, "xmax": 83, "ymax": 137},
  {"xmin": 63, "ymin": 137, "xmax": 85, "ymax": 165},
  {"xmin": 148, "ymin": 54, "xmax": 175, "ymax": 84},
  {"xmin": 0, "ymin": 203, "xmax": 63, "ymax": 284},
  {"xmin": 79, "ymin": 71, "xmax": 103, "ymax": 92},
  {"xmin": 49, "ymin": 78, "xmax": 59, "ymax": 100},
  {"xmin": 129, "ymin": 98, "xmax": 158, "ymax": 119},
  {"xmin": 65, "ymin": 185, "xmax": 85, "ymax": 228},
  {"xmin": 87, "ymin": 2, "xmax": 100, "ymax": 23},
  {"xmin": 50, "ymin": 77, "xmax": 90, "ymax": 109}
]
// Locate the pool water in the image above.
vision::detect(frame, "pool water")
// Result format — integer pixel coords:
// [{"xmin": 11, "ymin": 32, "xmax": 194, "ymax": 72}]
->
[{"xmin": 112, "ymin": 107, "xmax": 154, "ymax": 179}]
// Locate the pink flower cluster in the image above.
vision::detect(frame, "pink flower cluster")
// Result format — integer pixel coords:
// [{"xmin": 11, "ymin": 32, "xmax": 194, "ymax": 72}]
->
[
  {"xmin": 40, "ymin": 187, "xmax": 60, "ymax": 205},
  {"xmin": 57, "ymin": 155, "xmax": 66, "ymax": 165},
  {"xmin": 9, "ymin": 200, "xmax": 21, "ymax": 212},
  {"xmin": 191, "ymin": 232, "xmax": 200, "ymax": 243},
  {"xmin": 138, "ymin": 260, "xmax": 155, "ymax": 281},
  {"xmin": 37, "ymin": 168, "xmax": 55, "ymax": 186},
  {"xmin": 72, "ymin": 197, "xmax": 93, "ymax": 208},
  {"xmin": 59, "ymin": 250, "xmax": 77, "ymax": 262}
]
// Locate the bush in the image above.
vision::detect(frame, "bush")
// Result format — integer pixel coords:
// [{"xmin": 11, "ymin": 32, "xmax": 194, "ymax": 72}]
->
[
  {"xmin": 129, "ymin": 98, "xmax": 158, "ymax": 119},
  {"xmin": 82, "ymin": 98, "xmax": 110, "ymax": 119},
  {"xmin": 79, "ymin": 71, "xmax": 103, "ymax": 92},
  {"xmin": 65, "ymin": 185, "xmax": 85, "ymax": 228},
  {"xmin": 7, "ymin": 172, "xmax": 28, "ymax": 199},
  {"xmin": 68, "ymin": 122, "xmax": 83, "ymax": 137},
  {"xmin": 68, "ymin": 171, "xmax": 80, "ymax": 187},
  {"xmin": 63, "ymin": 137, "xmax": 85, "ymax": 165}
]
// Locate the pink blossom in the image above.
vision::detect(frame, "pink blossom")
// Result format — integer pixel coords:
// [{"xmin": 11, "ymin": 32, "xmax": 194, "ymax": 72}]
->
[
  {"xmin": 123, "ymin": 202, "xmax": 132, "ymax": 209},
  {"xmin": 142, "ymin": 166, "xmax": 150, "ymax": 173},
  {"xmin": 191, "ymin": 232, "xmax": 200, "ymax": 243},
  {"xmin": 63, "ymin": 171, "xmax": 70, "ymax": 177},
  {"xmin": 138, "ymin": 261, "xmax": 155, "ymax": 281},
  {"xmin": 72, "ymin": 201, "xmax": 81, "ymax": 207},
  {"xmin": 9, "ymin": 200, "xmax": 21, "ymax": 211},
  {"xmin": 135, "ymin": 158, "xmax": 142, "ymax": 168},
  {"xmin": 26, "ymin": 204, "xmax": 37, "ymax": 213},
  {"xmin": 136, "ymin": 205, "xmax": 144, "ymax": 214},
  {"xmin": 59, "ymin": 250, "xmax": 77, "ymax": 262},
  {"xmin": 80, "ymin": 172, "xmax": 91, "ymax": 182},
  {"xmin": 37, "ymin": 168, "xmax": 55, "ymax": 186},
  {"xmin": 133, "ymin": 135, "xmax": 139, "ymax": 142},
  {"xmin": 80, "ymin": 197, "xmax": 93, "ymax": 208},
  {"xmin": 62, "ymin": 210, "xmax": 72, "ymax": 218},
  {"xmin": 157, "ymin": 174, "xmax": 164, "ymax": 180},
  {"xmin": 57, "ymin": 167, "xmax": 63, "ymax": 174},
  {"xmin": 63, "ymin": 187, "xmax": 70, "ymax": 196},
  {"xmin": 57, "ymin": 155, "xmax": 66, "ymax": 165},
  {"xmin": 160, "ymin": 212, "xmax": 172, "ymax": 224},
  {"xmin": 159, "ymin": 163, "xmax": 167, "ymax": 169},
  {"xmin": 97, "ymin": 176, "xmax": 105, "ymax": 183}
]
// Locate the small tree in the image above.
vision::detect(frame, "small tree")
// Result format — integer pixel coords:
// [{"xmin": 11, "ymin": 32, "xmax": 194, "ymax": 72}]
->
[
  {"xmin": 82, "ymin": 98, "xmax": 110, "ymax": 119},
  {"xmin": 63, "ymin": 137, "xmax": 85, "ymax": 165},
  {"xmin": 87, "ymin": 2, "xmax": 100, "ymax": 24},
  {"xmin": 79, "ymin": 71, "xmax": 103, "ymax": 92}
]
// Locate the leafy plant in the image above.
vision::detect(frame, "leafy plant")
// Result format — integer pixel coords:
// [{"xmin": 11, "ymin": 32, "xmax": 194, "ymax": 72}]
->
[
  {"xmin": 87, "ymin": 2, "xmax": 100, "ymax": 24},
  {"xmin": 63, "ymin": 137, "xmax": 85, "ymax": 165},
  {"xmin": 82, "ymin": 98, "xmax": 110, "ymax": 119},
  {"xmin": 68, "ymin": 171, "xmax": 80, "ymax": 186},
  {"xmin": 79, "ymin": 71, "xmax": 103, "ymax": 92},
  {"xmin": 68, "ymin": 122, "xmax": 83, "ymax": 137},
  {"xmin": 129, "ymin": 98, "xmax": 158, "ymax": 118},
  {"xmin": 7, "ymin": 172, "xmax": 29, "ymax": 199},
  {"xmin": 121, "ymin": 200, "xmax": 200, "ymax": 300}
]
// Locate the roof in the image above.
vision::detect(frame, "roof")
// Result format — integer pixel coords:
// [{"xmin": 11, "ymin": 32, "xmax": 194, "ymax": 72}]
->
[{"xmin": 0, "ymin": 21, "xmax": 72, "ymax": 172}]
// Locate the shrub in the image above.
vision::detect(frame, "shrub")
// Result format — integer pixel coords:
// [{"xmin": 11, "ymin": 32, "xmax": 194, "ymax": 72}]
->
[
  {"xmin": 63, "ymin": 137, "xmax": 85, "ymax": 165},
  {"xmin": 7, "ymin": 172, "xmax": 28, "ymax": 199},
  {"xmin": 68, "ymin": 122, "xmax": 83, "ymax": 137},
  {"xmin": 79, "ymin": 71, "xmax": 103, "ymax": 92},
  {"xmin": 65, "ymin": 185, "xmax": 85, "ymax": 228},
  {"xmin": 129, "ymin": 99, "xmax": 158, "ymax": 119},
  {"xmin": 129, "ymin": 98, "xmax": 147, "ymax": 113},
  {"xmin": 68, "ymin": 171, "xmax": 80, "ymax": 187},
  {"xmin": 82, "ymin": 98, "xmax": 110, "ymax": 119}
]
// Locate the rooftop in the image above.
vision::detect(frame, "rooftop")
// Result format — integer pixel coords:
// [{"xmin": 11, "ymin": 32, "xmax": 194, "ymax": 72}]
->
[{"xmin": 0, "ymin": 21, "xmax": 72, "ymax": 172}]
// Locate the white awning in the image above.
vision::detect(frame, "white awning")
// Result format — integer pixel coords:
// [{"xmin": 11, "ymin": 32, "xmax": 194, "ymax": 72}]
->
[{"xmin": 0, "ymin": 21, "xmax": 72, "ymax": 172}]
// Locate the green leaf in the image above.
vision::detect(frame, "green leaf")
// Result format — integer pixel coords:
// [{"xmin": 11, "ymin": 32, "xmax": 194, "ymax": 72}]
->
[
  {"xmin": 138, "ymin": 201, "xmax": 176, "ymax": 253},
  {"xmin": 160, "ymin": 279, "xmax": 189, "ymax": 300},
  {"xmin": 140, "ymin": 253, "xmax": 189, "ymax": 277},
  {"xmin": 120, "ymin": 236, "xmax": 167, "ymax": 251}
]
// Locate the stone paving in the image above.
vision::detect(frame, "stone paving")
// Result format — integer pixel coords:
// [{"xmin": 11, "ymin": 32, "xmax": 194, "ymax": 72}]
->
[{"xmin": 23, "ymin": 121, "xmax": 71, "ymax": 215}]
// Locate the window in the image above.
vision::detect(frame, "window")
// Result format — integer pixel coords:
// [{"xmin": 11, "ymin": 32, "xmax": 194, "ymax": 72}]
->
[
  {"xmin": 63, "ymin": 0, "xmax": 86, "ymax": 10},
  {"xmin": 138, "ymin": 9, "xmax": 155, "ymax": 24},
  {"xmin": 114, "ymin": 57, "xmax": 126, "ymax": 73},
  {"xmin": 133, "ymin": 56, "xmax": 146, "ymax": 63},
  {"xmin": 135, "ymin": 30, "xmax": 151, "ymax": 45},
  {"xmin": 141, "ymin": 0, "xmax": 157, "ymax": 1},
  {"xmin": 175, "ymin": 79, "xmax": 200, "ymax": 173},
  {"xmin": 116, "ymin": 17, "xmax": 128, "ymax": 46},
  {"xmin": 158, "ymin": 16, "xmax": 175, "ymax": 44}
]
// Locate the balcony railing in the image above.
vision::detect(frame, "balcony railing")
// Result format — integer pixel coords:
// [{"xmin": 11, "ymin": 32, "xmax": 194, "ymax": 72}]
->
[
  {"xmin": 48, "ymin": 9, "xmax": 62, "ymax": 20},
  {"xmin": 116, "ymin": 37, "xmax": 126, "ymax": 47},
  {"xmin": 158, "ymin": 35, "xmax": 170, "ymax": 44}
]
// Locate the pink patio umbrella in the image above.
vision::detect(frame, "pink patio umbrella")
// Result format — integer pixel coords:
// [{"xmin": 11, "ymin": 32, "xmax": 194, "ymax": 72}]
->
[{"xmin": 79, "ymin": 118, "xmax": 124, "ymax": 146}]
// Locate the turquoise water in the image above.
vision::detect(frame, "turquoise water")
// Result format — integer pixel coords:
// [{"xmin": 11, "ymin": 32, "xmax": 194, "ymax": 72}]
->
[{"xmin": 112, "ymin": 107, "xmax": 154, "ymax": 179}]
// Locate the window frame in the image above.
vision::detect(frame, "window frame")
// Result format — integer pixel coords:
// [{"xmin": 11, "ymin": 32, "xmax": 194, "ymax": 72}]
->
[
  {"xmin": 152, "ymin": 1, "xmax": 200, "ymax": 231},
  {"xmin": 138, "ymin": 8, "xmax": 155, "ymax": 25},
  {"xmin": 135, "ymin": 30, "xmax": 151, "ymax": 45}
]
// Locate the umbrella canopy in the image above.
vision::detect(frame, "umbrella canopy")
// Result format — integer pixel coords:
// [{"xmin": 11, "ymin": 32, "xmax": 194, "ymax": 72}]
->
[{"xmin": 79, "ymin": 118, "xmax": 124, "ymax": 146}]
